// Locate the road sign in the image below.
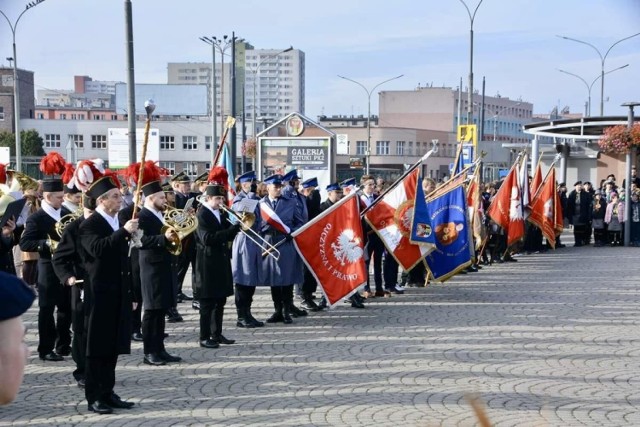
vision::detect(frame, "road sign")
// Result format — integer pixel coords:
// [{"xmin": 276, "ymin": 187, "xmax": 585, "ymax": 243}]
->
[{"xmin": 457, "ymin": 125, "xmax": 477, "ymax": 150}]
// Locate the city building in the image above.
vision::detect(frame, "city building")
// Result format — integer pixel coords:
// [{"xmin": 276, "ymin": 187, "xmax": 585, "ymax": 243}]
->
[
  {"xmin": 0, "ymin": 66, "xmax": 35, "ymax": 133},
  {"xmin": 74, "ymin": 75, "xmax": 122, "ymax": 95}
]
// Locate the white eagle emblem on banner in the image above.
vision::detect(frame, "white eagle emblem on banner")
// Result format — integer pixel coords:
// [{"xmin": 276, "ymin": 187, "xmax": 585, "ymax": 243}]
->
[{"xmin": 331, "ymin": 229, "xmax": 363, "ymax": 266}]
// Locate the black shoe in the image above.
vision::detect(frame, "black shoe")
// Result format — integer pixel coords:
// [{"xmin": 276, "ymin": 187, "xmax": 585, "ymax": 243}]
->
[
  {"xmin": 467, "ymin": 265, "xmax": 479, "ymax": 273},
  {"xmin": 177, "ymin": 292, "xmax": 193, "ymax": 301},
  {"xmin": 317, "ymin": 297, "xmax": 328, "ymax": 309},
  {"xmin": 236, "ymin": 318, "xmax": 256, "ymax": 328},
  {"xmin": 77, "ymin": 378, "xmax": 86, "ymax": 389},
  {"xmin": 301, "ymin": 298, "xmax": 321, "ymax": 312},
  {"xmin": 88, "ymin": 400, "xmax": 113, "ymax": 415},
  {"xmin": 283, "ymin": 313, "xmax": 293, "ymax": 324},
  {"xmin": 159, "ymin": 350, "xmax": 182, "ymax": 363},
  {"xmin": 266, "ymin": 311, "xmax": 284, "ymax": 323},
  {"xmin": 199, "ymin": 339, "xmax": 219, "ymax": 349},
  {"xmin": 214, "ymin": 335, "xmax": 236, "ymax": 345},
  {"xmin": 56, "ymin": 346, "xmax": 71, "ymax": 356},
  {"xmin": 245, "ymin": 312, "xmax": 265, "ymax": 327},
  {"xmin": 289, "ymin": 304, "xmax": 308, "ymax": 317},
  {"xmin": 131, "ymin": 332, "xmax": 143, "ymax": 342},
  {"xmin": 349, "ymin": 295, "xmax": 365, "ymax": 309},
  {"xmin": 166, "ymin": 308, "xmax": 184, "ymax": 323},
  {"xmin": 192, "ymin": 301, "xmax": 200, "ymax": 311},
  {"xmin": 143, "ymin": 353, "xmax": 167, "ymax": 366},
  {"xmin": 105, "ymin": 393, "xmax": 135, "ymax": 409},
  {"xmin": 39, "ymin": 352, "xmax": 64, "ymax": 361}
]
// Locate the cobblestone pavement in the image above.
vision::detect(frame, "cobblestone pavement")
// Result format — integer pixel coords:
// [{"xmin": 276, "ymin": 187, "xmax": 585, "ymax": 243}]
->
[{"xmin": 2, "ymin": 233, "xmax": 640, "ymax": 426}]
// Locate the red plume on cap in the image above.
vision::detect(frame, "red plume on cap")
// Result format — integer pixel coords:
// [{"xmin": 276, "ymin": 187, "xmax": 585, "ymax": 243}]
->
[
  {"xmin": 61, "ymin": 163, "xmax": 75, "ymax": 186},
  {"xmin": 0, "ymin": 163, "xmax": 7, "ymax": 184},
  {"xmin": 208, "ymin": 166, "xmax": 228, "ymax": 186},
  {"xmin": 39, "ymin": 152, "xmax": 67, "ymax": 176},
  {"xmin": 74, "ymin": 159, "xmax": 106, "ymax": 191},
  {"xmin": 127, "ymin": 160, "xmax": 162, "ymax": 187}
]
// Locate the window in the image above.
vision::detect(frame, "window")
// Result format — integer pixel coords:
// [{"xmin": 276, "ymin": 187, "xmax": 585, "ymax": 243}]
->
[
  {"xmin": 205, "ymin": 162, "xmax": 211, "ymax": 169},
  {"xmin": 60, "ymin": 114, "xmax": 67, "ymax": 120},
  {"xmin": 71, "ymin": 114, "xmax": 77, "ymax": 120},
  {"xmin": 69, "ymin": 134, "xmax": 84, "ymax": 149},
  {"xmin": 376, "ymin": 141, "xmax": 390, "ymax": 155},
  {"xmin": 356, "ymin": 140, "xmax": 367, "ymax": 155},
  {"xmin": 205, "ymin": 136, "xmax": 212, "ymax": 150},
  {"xmin": 0, "ymin": 106, "xmax": 3, "ymax": 120},
  {"xmin": 37, "ymin": 113, "xmax": 44, "ymax": 119},
  {"xmin": 159, "ymin": 161, "xmax": 175, "ymax": 175},
  {"xmin": 111, "ymin": 115, "xmax": 117, "ymax": 120},
  {"xmin": 44, "ymin": 134, "xmax": 61, "ymax": 148},
  {"xmin": 91, "ymin": 134, "xmax": 107, "ymax": 149},
  {"xmin": 408, "ymin": 141, "xmax": 413, "ymax": 156},
  {"xmin": 182, "ymin": 162, "xmax": 198, "ymax": 176},
  {"xmin": 160, "ymin": 135, "xmax": 175, "ymax": 150},
  {"xmin": 396, "ymin": 141, "xmax": 405, "ymax": 156},
  {"xmin": 182, "ymin": 136, "xmax": 197, "ymax": 150}
]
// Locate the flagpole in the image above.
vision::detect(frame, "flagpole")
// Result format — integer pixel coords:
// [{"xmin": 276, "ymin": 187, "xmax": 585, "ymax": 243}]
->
[
  {"xmin": 360, "ymin": 141, "xmax": 439, "ymax": 217},
  {"xmin": 530, "ymin": 153, "xmax": 562, "ymax": 202}
]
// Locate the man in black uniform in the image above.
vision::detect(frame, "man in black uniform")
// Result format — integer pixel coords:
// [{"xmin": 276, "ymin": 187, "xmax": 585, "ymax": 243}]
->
[
  {"xmin": 80, "ymin": 176, "xmax": 138, "ymax": 414},
  {"xmin": 118, "ymin": 201, "xmax": 142, "ymax": 342},
  {"xmin": 52, "ymin": 193, "xmax": 95, "ymax": 388},
  {"xmin": 299, "ymin": 177, "xmax": 322, "ymax": 311},
  {"xmin": 138, "ymin": 179, "xmax": 181, "ymax": 366},
  {"xmin": 19, "ymin": 178, "xmax": 72, "ymax": 361}
]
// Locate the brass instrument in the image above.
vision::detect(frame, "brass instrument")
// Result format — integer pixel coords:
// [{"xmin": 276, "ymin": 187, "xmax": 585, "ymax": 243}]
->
[
  {"xmin": 49, "ymin": 208, "xmax": 83, "ymax": 252},
  {"xmin": 161, "ymin": 205, "xmax": 198, "ymax": 256},
  {"xmin": 219, "ymin": 204, "xmax": 280, "ymax": 260},
  {"xmin": 7, "ymin": 170, "xmax": 39, "ymax": 193}
]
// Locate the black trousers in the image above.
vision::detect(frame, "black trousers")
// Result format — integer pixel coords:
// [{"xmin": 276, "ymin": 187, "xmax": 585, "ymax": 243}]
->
[
  {"xmin": 301, "ymin": 266, "xmax": 317, "ymax": 295},
  {"xmin": 37, "ymin": 286, "xmax": 72, "ymax": 356},
  {"xmin": 235, "ymin": 285, "xmax": 256, "ymax": 315},
  {"xmin": 131, "ymin": 303, "xmax": 142, "ymax": 335},
  {"xmin": 176, "ymin": 238, "xmax": 196, "ymax": 295},
  {"xmin": 383, "ymin": 254, "xmax": 399, "ymax": 289},
  {"xmin": 85, "ymin": 355, "xmax": 118, "ymax": 404},
  {"xmin": 364, "ymin": 235, "xmax": 383, "ymax": 292},
  {"xmin": 70, "ymin": 286, "xmax": 86, "ymax": 381},
  {"xmin": 142, "ymin": 309, "xmax": 166, "ymax": 354},
  {"xmin": 199, "ymin": 297, "xmax": 226, "ymax": 340}
]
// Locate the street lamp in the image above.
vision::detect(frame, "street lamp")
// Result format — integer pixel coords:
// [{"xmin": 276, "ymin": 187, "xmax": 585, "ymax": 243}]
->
[
  {"xmin": 247, "ymin": 46, "xmax": 293, "ymax": 168},
  {"xmin": 1, "ymin": 0, "xmax": 47, "ymax": 171},
  {"xmin": 557, "ymin": 65, "xmax": 629, "ymax": 117},
  {"xmin": 200, "ymin": 35, "xmax": 232, "ymax": 157},
  {"xmin": 557, "ymin": 33, "xmax": 640, "ymax": 116},
  {"xmin": 337, "ymin": 74, "xmax": 404, "ymax": 175},
  {"xmin": 458, "ymin": 0, "xmax": 484, "ymax": 125}
]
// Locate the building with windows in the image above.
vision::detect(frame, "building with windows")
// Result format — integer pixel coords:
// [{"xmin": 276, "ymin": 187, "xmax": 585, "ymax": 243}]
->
[
  {"xmin": 168, "ymin": 45, "xmax": 305, "ymax": 135},
  {"xmin": 0, "ymin": 67, "xmax": 35, "ymax": 133}
]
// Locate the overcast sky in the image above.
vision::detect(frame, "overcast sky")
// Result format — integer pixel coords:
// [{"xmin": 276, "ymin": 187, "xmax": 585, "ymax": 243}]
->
[{"xmin": 1, "ymin": 0, "xmax": 639, "ymax": 119}]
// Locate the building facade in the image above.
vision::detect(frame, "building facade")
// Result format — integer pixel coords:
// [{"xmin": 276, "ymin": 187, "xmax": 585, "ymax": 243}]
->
[{"xmin": 0, "ymin": 67, "xmax": 35, "ymax": 133}]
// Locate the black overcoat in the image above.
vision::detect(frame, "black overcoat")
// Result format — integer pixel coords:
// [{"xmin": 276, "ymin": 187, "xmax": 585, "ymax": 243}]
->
[
  {"xmin": 138, "ymin": 207, "xmax": 176, "ymax": 310},
  {"xmin": 79, "ymin": 212, "xmax": 132, "ymax": 357},
  {"xmin": 52, "ymin": 216, "xmax": 89, "ymax": 312},
  {"xmin": 118, "ymin": 205, "xmax": 142, "ymax": 304},
  {"xmin": 565, "ymin": 190, "xmax": 592, "ymax": 225},
  {"xmin": 194, "ymin": 206, "xmax": 239, "ymax": 299}
]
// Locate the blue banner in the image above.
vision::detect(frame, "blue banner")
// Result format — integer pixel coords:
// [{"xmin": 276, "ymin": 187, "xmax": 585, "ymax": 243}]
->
[
  {"xmin": 409, "ymin": 175, "xmax": 436, "ymax": 247},
  {"xmin": 423, "ymin": 184, "xmax": 472, "ymax": 282}
]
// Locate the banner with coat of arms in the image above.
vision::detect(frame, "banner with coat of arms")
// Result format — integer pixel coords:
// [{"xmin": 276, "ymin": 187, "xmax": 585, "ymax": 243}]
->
[{"xmin": 292, "ymin": 193, "xmax": 367, "ymax": 307}]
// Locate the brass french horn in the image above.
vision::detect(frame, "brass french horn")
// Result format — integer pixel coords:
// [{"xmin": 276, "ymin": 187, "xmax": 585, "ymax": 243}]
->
[{"xmin": 161, "ymin": 205, "xmax": 198, "ymax": 256}]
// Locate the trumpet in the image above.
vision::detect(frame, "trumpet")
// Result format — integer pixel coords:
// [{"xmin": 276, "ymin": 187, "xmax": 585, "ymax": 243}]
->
[
  {"xmin": 161, "ymin": 205, "xmax": 198, "ymax": 256},
  {"xmin": 220, "ymin": 205, "xmax": 280, "ymax": 260}
]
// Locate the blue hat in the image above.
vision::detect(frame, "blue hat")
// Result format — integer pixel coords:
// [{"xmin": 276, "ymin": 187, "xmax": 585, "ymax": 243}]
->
[
  {"xmin": 264, "ymin": 174, "xmax": 283, "ymax": 185},
  {"xmin": 0, "ymin": 272, "xmax": 35, "ymax": 321},
  {"xmin": 301, "ymin": 177, "xmax": 318, "ymax": 189},
  {"xmin": 282, "ymin": 169, "xmax": 300, "ymax": 182},
  {"xmin": 237, "ymin": 170, "xmax": 256, "ymax": 183},
  {"xmin": 340, "ymin": 177, "xmax": 356, "ymax": 188},
  {"xmin": 326, "ymin": 182, "xmax": 342, "ymax": 192}
]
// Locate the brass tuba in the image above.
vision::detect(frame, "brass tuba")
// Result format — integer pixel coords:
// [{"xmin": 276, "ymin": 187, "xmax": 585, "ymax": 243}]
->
[{"xmin": 161, "ymin": 205, "xmax": 198, "ymax": 256}]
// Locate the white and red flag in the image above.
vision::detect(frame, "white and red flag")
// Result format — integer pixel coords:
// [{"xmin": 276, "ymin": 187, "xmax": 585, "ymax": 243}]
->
[
  {"xmin": 364, "ymin": 168, "xmax": 434, "ymax": 270},
  {"xmin": 259, "ymin": 201, "xmax": 291, "ymax": 235},
  {"xmin": 528, "ymin": 167, "xmax": 563, "ymax": 248},
  {"xmin": 487, "ymin": 165, "xmax": 525, "ymax": 247},
  {"xmin": 292, "ymin": 193, "xmax": 367, "ymax": 307},
  {"xmin": 518, "ymin": 153, "xmax": 531, "ymax": 219}
]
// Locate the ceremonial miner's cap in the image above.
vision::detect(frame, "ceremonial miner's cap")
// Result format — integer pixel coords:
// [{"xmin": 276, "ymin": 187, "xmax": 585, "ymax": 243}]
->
[
  {"xmin": 87, "ymin": 176, "xmax": 119, "ymax": 199},
  {"xmin": 204, "ymin": 185, "xmax": 226, "ymax": 197},
  {"xmin": 301, "ymin": 177, "xmax": 318, "ymax": 189},
  {"xmin": 42, "ymin": 179, "xmax": 64, "ymax": 193},
  {"xmin": 237, "ymin": 171, "xmax": 256, "ymax": 183},
  {"xmin": 142, "ymin": 181, "xmax": 164, "ymax": 197},
  {"xmin": 62, "ymin": 163, "xmax": 81, "ymax": 194},
  {"xmin": 0, "ymin": 272, "xmax": 35, "ymax": 321},
  {"xmin": 263, "ymin": 174, "xmax": 283, "ymax": 186}
]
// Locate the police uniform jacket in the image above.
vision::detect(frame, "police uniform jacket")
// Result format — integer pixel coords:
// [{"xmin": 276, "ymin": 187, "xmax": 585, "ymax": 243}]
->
[
  {"xmin": 138, "ymin": 207, "xmax": 177, "ymax": 310},
  {"xmin": 19, "ymin": 206, "xmax": 71, "ymax": 306},
  {"xmin": 231, "ymin": 190, "xmax": 264, "ymax": 286},
  {"xmin": 194, "ymin": 206, "xmax": 240, "ymax": 299},
  {"xmin": 259, "ymin": 195, "xmax": 305, "ymax": 286},
  {"xmin": 306, "ymin": 190, "xmax": 321, "ymax": 221},
  {"xmin": 79, "ymin": 212, "xmax": 132, "ymax": 357}
]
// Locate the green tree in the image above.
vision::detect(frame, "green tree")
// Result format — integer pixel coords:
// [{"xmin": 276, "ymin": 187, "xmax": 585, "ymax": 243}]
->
[{"xmin": 0, "ymin": 129, "xmax": 45, "ymax": 157}]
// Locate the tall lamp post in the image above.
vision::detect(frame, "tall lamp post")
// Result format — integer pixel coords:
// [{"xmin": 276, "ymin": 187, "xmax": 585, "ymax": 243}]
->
[
  {"xmin": 1, "ymin": 0, "xmax": 47, "ymax": 171},
  {"xmin": 558, "ymin": 65, "xmax": 629, "ymax": 117},
  {"xmin": 199, "ymin": 35, "xmax": 232, "ymax": 157},
  {"xmin": 622, "ymin": 101, "xmax": 639, "ymax": 247},
  {"xmin": 458, "ymin": 0, "xmax": 484, "ymax": 125},
  {"xmin": 337, "ymin": 74, "xmax": 403, "ymax": 175},
  {"xmin": 557, "ymin": 33, "xmax": 640, "ymax": 116},
  {"xmin": 248, "ymin": 46, "xmax": 293, "ymax": 169}
]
